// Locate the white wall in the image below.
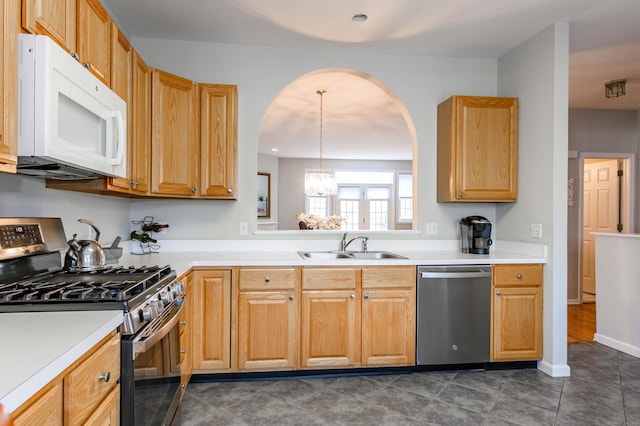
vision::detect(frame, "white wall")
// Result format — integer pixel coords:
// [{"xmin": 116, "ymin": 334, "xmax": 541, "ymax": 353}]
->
[
  {"xmin": 130, "ymin": 38, "xmax": 499, "ymax": 240},
  {"xmin": 0, "ymin": 173, "xmax": 131, "ymax": 243},
  {"xmin": 497, "ymin": 22, "xmax": 570, "ymax": 376}
]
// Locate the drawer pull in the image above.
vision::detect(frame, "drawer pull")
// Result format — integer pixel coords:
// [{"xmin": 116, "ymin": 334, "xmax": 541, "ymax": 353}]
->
[
  {"xmin": 265, "ymin": 277, "xmax": 271, "ymax": 283},
  {"xmin": 517, "ymin": 274, "xmax": 523, "ymax": 279},
  {"xmin": 98, "ymin": 372, "xmax": 111, "ymax": 383},
  {"xmin": 496, "ymin": 291, "xmax": 502, "ymax": 296},
  {"xmin": 289, "ymin": 295, "xmax": 294, "ymax": 301},
  {"xmin": 364, "ymin": 294, "xmax": 369, "ymax": 300},
  {"xmin": 350, "ymin": 294, "xmax": 355, "ymax": 299}
]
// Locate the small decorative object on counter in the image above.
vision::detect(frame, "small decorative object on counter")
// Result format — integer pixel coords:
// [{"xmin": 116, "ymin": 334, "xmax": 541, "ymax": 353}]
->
[
  {"xmin": 131, "ymin": 216, "xmax": 166, "ymax": 254},
  {"xmin": 295, "ymin": 213, "xmax": 344, "ymax": 230},
  {"xmin": 103, "ymin": 236, "xmax": 123, "ymax": 264}
]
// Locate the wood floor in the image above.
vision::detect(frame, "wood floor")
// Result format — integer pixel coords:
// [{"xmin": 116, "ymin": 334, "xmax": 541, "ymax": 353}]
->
[{"xmin": 567, "ymin": 303, "xmax": 596, "ymax": 343}]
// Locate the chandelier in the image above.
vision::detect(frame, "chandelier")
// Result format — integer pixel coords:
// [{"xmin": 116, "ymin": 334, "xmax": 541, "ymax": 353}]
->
[
  {"xmin": 604, "ymin": 79, "xmax": 626, "ymax": 98},
  {"xmin": 305, "ymin": 90, "xmax": 337, "ymax": 196}
]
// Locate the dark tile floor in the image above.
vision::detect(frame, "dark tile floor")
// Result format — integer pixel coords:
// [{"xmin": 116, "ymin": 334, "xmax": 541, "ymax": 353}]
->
[{"xmin": 181, "ymin": 343, "xmax": 640, "ymax": 425}]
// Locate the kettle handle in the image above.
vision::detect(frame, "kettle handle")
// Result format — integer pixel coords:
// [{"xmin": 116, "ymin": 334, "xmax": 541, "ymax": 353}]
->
[{"xmin": 78, "ymin": 219, "xmax": 101, "ymax": 242}]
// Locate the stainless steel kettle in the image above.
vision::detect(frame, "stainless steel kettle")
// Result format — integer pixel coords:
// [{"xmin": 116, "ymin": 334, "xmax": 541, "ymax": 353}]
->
[{"xmin": 64, "ymin": 219, "xmax": 106, "ymax": 272}]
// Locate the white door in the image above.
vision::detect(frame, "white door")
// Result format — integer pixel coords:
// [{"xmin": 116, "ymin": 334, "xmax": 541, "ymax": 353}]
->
[{"xmin": 582, "ymin": 159, "xmax": 619, "ymax": 301}]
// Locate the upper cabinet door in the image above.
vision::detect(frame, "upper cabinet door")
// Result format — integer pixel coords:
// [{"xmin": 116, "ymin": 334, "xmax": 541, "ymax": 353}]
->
[
  {"xmin": 22, "ymin": 0, "xmax": 77, "ymax": 53},
  {"xmin": 108, "ymin": 23, "xmax": 132, "ymax": 191},
  {"xmin": 1, "ymin": 0, "xmax": 19, "ymax": 174},
  {"xmin": 151, "ymin": 69, "xmax": 198, "ymax": 197},
  {"xmin": 199, "ymin": 84, "xmax": 238, "ymax": 199},
  {"xmin": 130, "ymin": 51, "xmax": 151, "ymax": 194},
  {"xmin": 437, "ymin": 96, "xmax": 518, "ymax": 202},
  {"xmin": 77, "ymin": 0, "xmax": 111, "ymax": 85}
]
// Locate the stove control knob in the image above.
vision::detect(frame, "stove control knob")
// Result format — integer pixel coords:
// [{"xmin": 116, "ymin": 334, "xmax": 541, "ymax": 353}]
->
[
  {"xmin": 141, "ymin": 305, "xmax": 156, "ymax": 321},
  {"xmin": 170, "ymin": 281, "xmax": 185, "ymax": 297},
  {"xmin": 160, "ymin": 290, "xmax": 174, "ymax": 305},
  {"xmin": 152, "ymin": 299, "xmax": 164, "ymax": 313}
]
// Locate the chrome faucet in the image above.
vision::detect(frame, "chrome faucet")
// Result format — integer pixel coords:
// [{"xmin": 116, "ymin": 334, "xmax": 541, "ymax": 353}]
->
[{"xmin": 340, "ymin": 232, "xmax": 368, "ymax": 252}]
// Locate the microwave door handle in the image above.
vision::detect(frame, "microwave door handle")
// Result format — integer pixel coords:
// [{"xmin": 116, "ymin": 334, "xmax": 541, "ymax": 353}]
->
[{"xmin": 110, "ymin": 110, "xmax": 125, "ymax": 166}]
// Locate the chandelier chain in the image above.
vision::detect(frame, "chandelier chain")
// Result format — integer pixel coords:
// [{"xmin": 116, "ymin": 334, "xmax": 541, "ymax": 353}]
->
[{"xmin": 317, "ymin": 90, "xmax": 326, "ymax": 171}]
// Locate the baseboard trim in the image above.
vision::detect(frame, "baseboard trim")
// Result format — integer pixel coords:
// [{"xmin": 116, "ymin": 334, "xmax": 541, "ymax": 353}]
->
[
  {"xmin": 594, "ymin": 333, "xmax": 640, "ymax": 358},
  {"xmin": 537, "ymin": 360, "xmax": 571, "ymax": 377}
]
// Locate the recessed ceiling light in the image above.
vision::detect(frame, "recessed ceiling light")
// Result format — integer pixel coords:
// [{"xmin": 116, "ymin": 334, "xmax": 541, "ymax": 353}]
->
[
  {"xmin": 271, "ymin": 148, "xmax": 279, "ymax": 152},
  {"xmin": 352, "ymin": 13, "xmax": 368, "ymax": 23}
]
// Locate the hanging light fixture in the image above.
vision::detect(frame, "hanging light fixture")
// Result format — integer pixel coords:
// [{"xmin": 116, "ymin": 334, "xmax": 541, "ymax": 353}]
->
[
  {"xmin": 604, "ymin": 79, "xmax": 626, "ymax": 98},
  {"xmin": 305, "ymin": 90, "xmax": 337, "ymax": 196}
]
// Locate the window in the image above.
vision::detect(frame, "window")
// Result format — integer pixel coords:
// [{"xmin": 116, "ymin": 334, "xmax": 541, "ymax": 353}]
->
[
  {"xmin": 303, "ymin": 170, "xmax": 409, "ymax": 231},
  {"xmin": 398, "ymin": 172, "xmax": 413, "ymax": 222}
]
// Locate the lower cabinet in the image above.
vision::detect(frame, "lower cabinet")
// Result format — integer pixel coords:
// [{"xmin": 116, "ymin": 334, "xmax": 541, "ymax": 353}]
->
[
  {"xmin": 301, "ymin": 266, "xmax": 416, "ymax": 369},
  {"xmin": 179, "ymin": 272, "xmax": 193, "ymax": 397},
  {"xmin": 12, "ymin": 331, "xmax": 120, "ymax": 426},
  {"xmin": 191, "ymin": 269, "xmax": 232, "ymax": 372},
  {"xmin": 237, "ymin": 267, "xmax": 299, "ymax": 371},
  {"xmin": 491, "ymin": 264, "xmax": 543, "ymax": 361}
]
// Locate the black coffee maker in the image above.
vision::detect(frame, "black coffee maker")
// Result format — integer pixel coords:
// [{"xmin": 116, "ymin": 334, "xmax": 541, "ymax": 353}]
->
[{"xmin": 459, "ymin": 216, "xmax": 493, "ymax": 254}]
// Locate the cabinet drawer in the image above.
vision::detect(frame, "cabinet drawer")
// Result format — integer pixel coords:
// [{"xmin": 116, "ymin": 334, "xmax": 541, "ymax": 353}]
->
[
  {"xmin": 64, "ymin": 332, "xmax": 120, "ymax": 425},
  {"xmin": 302, "ymin": 268, "xmax": 358, "ymax": 290},
  {"xmin": 362, "ymin": 266, "xmax": 415, "ymax": 289},
  {"xmin": 493, "ymin": 264, "xmax": 543, "ymax": 286},
  {"xmin": 239, "ymin": 268, "xmax": 296, "ymax": 291}
]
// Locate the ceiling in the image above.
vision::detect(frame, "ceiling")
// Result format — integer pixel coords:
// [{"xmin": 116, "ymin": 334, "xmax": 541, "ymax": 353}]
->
[{"xmin": 102, "ymin": 0, "xmax": 640, "ymax": 160}]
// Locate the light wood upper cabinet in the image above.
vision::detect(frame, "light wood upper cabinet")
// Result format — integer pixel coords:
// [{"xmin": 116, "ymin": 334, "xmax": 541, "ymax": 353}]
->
[
  {"xmin": 107, "ymin": 22, "xmax": 132, "ymax": 192},
  {"xmin": 191, "ymin": 270, "xmax": 231, "ymax": 372},
  {"xmin": 237, "ymin": 267, "xmax": 299, "ymax": 371},
  {"xmin": 129, "ymin": 50, "xmax": 151, "ymax": 194},
  {"xmin": 1, "ymin": 0, "xmax": 19, "ymax": 174},
  {"xmin": 76, "ymin": 0, "xmax": 111, "ymax": 85},
  {"xmin": 199, "ymin": 84, "xmax": 238, "ymax": 199},
  {"xmin": 491, "ymin": 264, "xmax": 543, "ymax": 361},
  {"xmin": 437, "ymin": 95, "xmax": 518, "ymax": 202},
  {"xmin": 151, "ymin": 69, "xmax": 199, "ymax": 197},
  {"xmin": 22, "ymin": 0, "xmax": 76, "ymax": 53}
]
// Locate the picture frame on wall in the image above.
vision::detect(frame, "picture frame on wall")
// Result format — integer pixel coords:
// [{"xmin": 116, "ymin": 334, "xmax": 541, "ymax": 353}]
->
[{"xmin": 257, "ymin": 172, "xmax": 271, "ymax": 218}]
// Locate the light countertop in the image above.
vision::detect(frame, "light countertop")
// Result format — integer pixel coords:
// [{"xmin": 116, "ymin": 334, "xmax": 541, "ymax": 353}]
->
[
  {"xmin": 0, "ymin": 311, "xmax": 123, "ymax": 413},
  {"xmin": 119, "ymin": 239, "xmax": 547, "ymax": 278}
]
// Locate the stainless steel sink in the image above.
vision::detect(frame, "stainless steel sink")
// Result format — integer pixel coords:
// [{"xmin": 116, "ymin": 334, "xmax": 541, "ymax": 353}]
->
[{"xmin": 298, "ymin": 251, "xmax": 406, "ymax": 260}]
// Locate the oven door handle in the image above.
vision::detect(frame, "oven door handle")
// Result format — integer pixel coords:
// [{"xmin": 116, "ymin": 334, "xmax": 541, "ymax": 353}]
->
[{"xmin": 132, "ymin": 299, "xmax": 185, "ymax": 359}]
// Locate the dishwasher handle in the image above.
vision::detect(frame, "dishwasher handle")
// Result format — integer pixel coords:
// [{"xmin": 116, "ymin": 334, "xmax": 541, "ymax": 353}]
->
[{"xmin": 419, "ymin": 270, "xmax": 491, "ymax": 279}]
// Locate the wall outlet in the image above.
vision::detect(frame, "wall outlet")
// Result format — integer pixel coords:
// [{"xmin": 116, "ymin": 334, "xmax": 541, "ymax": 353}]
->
[
  {"xmin": 530, "ymin": 223, "xmax": 542, "ymax": 239},
  {"xmin": 240, "ymin": 222, "xmax": 249, "ymax": 235},
  {"xmin": 425, "ymin": 222, "xmax": 438, "ymax": 235}
]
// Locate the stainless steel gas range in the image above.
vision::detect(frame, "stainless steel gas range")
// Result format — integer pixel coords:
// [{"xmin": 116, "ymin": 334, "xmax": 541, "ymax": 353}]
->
[{"xmin": 0, "ymin": 218, "xmax": 184, "ymax": 425}]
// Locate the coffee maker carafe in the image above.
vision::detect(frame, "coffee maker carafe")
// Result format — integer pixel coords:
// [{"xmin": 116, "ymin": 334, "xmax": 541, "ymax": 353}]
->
[{"xmin": 459, "ymin": 216, "xmax": 493, "ymax": 254}]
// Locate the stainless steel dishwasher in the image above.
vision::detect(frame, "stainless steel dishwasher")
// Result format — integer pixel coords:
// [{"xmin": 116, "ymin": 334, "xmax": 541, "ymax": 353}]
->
[{"xmin": 417, "ymin": 265, "xmax": 492, "ymax": 365}]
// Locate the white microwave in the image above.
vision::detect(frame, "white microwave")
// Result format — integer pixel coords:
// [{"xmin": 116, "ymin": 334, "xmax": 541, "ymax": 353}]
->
[{"xmin": 17, "ymin": 34, "xmax": 127, "ymax": 180}]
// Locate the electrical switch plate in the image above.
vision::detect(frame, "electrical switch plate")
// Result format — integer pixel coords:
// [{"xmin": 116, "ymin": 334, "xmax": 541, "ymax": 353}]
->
[
  {"xmin": 425, "ymin": 222, "xmax": 438, "ymax": 235},
  {"xmin": 240, "ymin": 222, "xmax": 249, "ymax": 235},
  {"xmin": 530, "ymin": 223, "xmax": 542, "ymax": 239}
]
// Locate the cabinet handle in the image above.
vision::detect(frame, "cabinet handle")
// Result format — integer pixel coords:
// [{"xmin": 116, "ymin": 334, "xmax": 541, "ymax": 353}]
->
[
  {"xmin": 180, "ymin": 349, "xmax": 186, "ymax": 353},
  {"xmin": 70, "ymin": 52, "xmax": 79, "ymax": 60},
  {"xmin": 458, "ymin": 191, "xmax": 463, "ymax": 197},
  {"xmin": 517, "ymin": 274, "xmax": 523, "ymax": 280},
  {"xmin": 83, "ymin": 62, "xmax": 91, "ymax": 69},
  {"xmin": 289, "ymin": 295, "xmax": 294, "ymax": 301},
  {"xmin": 98, "ymin": 372, "xmax": 111, "ymax": 383},
  {"xmin": 191, "ymin": 187, "xmax": 196, "ymax": 193},
  {"xmin": 350, "ymin": 294, "xmax": 355, "ymax": 299},
  {"xmin": 180, "ymin": 320, "xmax": 186, "ymax": 325},
  {"xmin": 265, "ymin": 277, "xmax": 271, "ymax": 283},
  {"xmin": 181, "ymin": 384, "xmax": 186, "ymax": 389},
  {"xmin": 363, "ymin": 294, "xmax": 369, "ymax": 300},
  {"xmin": 227, "ymin": 188, "xmax": 233, "ymax": 193},
  {"xmin": 496, "ymin": 291, "xmax": 502, "ymax": 296}
]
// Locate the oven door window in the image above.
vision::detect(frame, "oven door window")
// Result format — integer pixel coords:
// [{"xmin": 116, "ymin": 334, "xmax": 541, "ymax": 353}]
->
[{"xmin": 133, "ymin": 322, "xmax": 181, "ymax": 426}]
